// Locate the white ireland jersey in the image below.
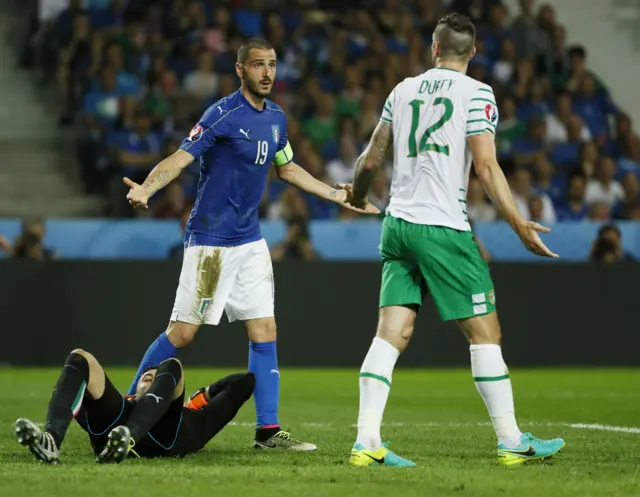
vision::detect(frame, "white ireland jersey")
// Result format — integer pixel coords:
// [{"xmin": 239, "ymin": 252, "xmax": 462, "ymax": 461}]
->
[{"xmin": 381, "ymin": 67, "xmax": 498, "ymax": 231}]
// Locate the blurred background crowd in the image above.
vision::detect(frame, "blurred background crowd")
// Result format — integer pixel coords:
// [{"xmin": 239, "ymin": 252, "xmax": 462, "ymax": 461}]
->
[{"xmin": 6, "ymin": 0, "xmax": 640, "ymax": 262}]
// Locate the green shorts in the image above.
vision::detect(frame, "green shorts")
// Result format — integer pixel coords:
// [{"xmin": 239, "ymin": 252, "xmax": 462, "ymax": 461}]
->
[{"xmin": 379, "ymin": 215, "xmax": 495, "ymax": 321}]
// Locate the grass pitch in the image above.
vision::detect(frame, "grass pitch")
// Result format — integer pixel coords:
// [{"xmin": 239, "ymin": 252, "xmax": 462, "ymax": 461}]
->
[{"xmin": 0, "ymin": 368, "xmax": 639, "ymax": 497}]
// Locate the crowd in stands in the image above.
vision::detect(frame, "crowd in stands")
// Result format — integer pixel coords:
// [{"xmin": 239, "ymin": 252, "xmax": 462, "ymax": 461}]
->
[{"xmin": 17, "ymin": 0, "xmax": 640, "ymax": 226}]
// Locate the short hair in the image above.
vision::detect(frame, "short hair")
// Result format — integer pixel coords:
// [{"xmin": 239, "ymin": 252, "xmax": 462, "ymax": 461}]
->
[
  {"xmin": 591, "ymin": 238, "xmax": 617, "ymax": 262},
  {"xmin": 568, "ymin": 45, "xmax": 587, "ymax": 59},
  {"xmin": 237, "ymin": 38, "xmax": 275, "ymax": 65},
  {"xmin": 598, "ymin": 224, "xmax": 621, "ymax": 239},
  {"xmin": 434, "ymin": 13, "xmax": 476, "ymax": 60}
]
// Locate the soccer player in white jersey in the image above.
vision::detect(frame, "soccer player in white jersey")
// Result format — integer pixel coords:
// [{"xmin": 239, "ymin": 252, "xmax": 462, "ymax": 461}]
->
[{"xmin": 341, "ymin": 13, "xmax": 566, "ymax": 467}]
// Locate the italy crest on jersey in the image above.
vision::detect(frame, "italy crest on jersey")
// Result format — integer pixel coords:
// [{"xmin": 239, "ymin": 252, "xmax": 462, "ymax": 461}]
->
[{"xmin": 272, "ymin": 125, "xmax": 280, "ymax": 144}]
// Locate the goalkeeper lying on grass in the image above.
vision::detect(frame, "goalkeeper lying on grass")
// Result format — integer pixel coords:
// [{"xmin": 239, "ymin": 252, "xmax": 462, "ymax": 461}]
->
[{"xmin": 15, "ymin": 349, "xmax": 254, "ymax": 463}]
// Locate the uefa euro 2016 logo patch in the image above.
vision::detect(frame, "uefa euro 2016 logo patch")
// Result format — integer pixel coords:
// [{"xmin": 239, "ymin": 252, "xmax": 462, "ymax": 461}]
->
[
  {"xmin": 272, "ymin": 125, "xmax": 280, "ymax": 144},
  {"xmin": 485, "ymin": 104, "xmax": 498, "ymax": 123},
  {"xmin": 188, "ymin": 124, "xmax": 203, "ymax": 142}
]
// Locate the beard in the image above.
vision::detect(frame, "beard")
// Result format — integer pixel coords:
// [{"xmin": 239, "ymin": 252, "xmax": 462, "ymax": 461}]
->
[{"xmin": 244, "ymin": 72, "xmax": 273, "ymax": 99}]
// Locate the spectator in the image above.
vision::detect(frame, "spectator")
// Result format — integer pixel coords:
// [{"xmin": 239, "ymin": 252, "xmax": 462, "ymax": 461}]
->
[
  {"xmin": 492, "ymin": 38, "xmax": 516, "ymax": 87},
  {"xmin": 302, "ymin": 92, "xmax": 337, "ymax": 150},
  {"xmin": 548, "ymin": 114, "xmax": 585, "ymax": 168},
  {"xmin": 268, "ymin": 186, "xmax": 309, "ymax": 221},
  {"xmin": 564, "ymin": 45, "xmax": 607, "ymax": 93},
  {"xmin": 511, "ymin": 0, "xmax": 547, "ymax": 59},
  {"xmin": 510, "ymin": 168, "xmax": 556, "ymax": 223},
  {"xmin": 577, "ymin": 140, "xmax": 600, "ymax": 180},
  {"xmin": 271, "ymin": 215, "xmax": 318, "ymax": 261},
  {"xmin": 585, "ymin": 157, "xmax": 624, "ymax": 207},
  {"xmin": 590, "ymin": 224, "xmax": 635, "ymax": 261},
  {"xmin": 528, "ymin": 195, "xmax": 545, "ymax": 223},
  {"xmin": 545, "ymin": 91, "xmax": 591, "ymax": 145},
  {"xmin": 183, "ymin": 52, "xmax": 219, "ymax": 101},
  {"xmin": 467, "ymin": 177, "xmax": 497, "ymax": 222},
  {"xmin": 588, "ymin": 201, "xmax": 611, "ymax": 221},
  {"xmin": 512, "ymin": 117, "xmax": 547, "ymax": 167},
  {"xmin": 533, "ymin": 156, "xmax": 564, "ymax": 205},
  {"xmin": 589, "ymin": 238, "xmax": 620, "ymax": 263},
  {"xmin": 154, "ymin": 180, "xmax": 186, "ymax": 220},
  {"xmin": 9, "ymin": 218, "xmax": 57, "ymax": 260},
  {"xmin": 556, "ymin": 172, "xmax": 589, "ymax": 220},
  {"xmin": 612, "ymin": 173, "xmax": 640, "ymax": 220},
  {"xmin": 326, "ymin": 135, "xmax": 358, "ymax": 186},
  {"xmin": 496, "ymin": 95, "xmax": 526, "ymax": 158},
  {"xmin": 572, "ymin": 72, "xmax": 615, "ymax": 143},
  {"xmin": 611, "ymin": 113, "xmax": 640, "ymax": 177},
  {"xmin": 516, "ymin": 78, "xmax": 550, "ymax": 122}
]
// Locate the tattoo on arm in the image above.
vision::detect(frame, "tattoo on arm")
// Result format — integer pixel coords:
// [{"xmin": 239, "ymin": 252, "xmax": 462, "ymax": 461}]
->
[
  {"xmin": 353, "ymin": 121, "xmax": 392, "ymax": 199},
  {"xmin": 141, "ymin": 157, "xmax": 184, "ymax": 195}
]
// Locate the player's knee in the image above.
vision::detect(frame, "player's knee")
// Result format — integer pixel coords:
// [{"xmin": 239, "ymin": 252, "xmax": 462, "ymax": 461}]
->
[
  {"xmin": 166, "ymin": 323, "xmax": 197, "ymax": 348},
  {"xmin": 234, "ymin": 372, "xmax": 256, "ymax": 401},
  {"xmin": 242, "ymin": 372, "xmax": 256, "ymax": 393},
  {"xmin": 248, "ymin": 320, "xmax": 277, "ymax": 342},
  {"xmin": 158, "ymin": 357, "xmax": 183, "ymax": 382}
]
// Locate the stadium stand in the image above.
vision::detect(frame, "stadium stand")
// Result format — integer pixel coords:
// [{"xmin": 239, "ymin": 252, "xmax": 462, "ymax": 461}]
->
[{"xmin": 9, "ymin": 0, "xmax": 640, "ymax": 260}]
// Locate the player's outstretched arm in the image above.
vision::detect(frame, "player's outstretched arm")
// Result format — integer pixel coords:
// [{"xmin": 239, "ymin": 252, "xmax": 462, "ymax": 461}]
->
[
  {"xmin": 468, "ymin": 132, "xmax": 559, "ymax": 258},
  {"xmin": 275, "ymin": 161, "xmax": 380, "ymax": 214},
  {"xmin": 348, "ymin": 120, "xmax": 392, "ymax": 208},
  {"xmin": 123, "ymin": 149, "xmax": 195, "ymax": 210}
]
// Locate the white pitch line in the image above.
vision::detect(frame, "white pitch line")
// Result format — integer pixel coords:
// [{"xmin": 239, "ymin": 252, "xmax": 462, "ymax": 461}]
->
[{"xmin": 569, "ymin": 423, "xmax": 640, "ymax": 434}]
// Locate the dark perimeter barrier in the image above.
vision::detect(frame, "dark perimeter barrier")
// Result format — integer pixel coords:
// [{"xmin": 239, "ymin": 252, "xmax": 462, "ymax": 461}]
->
[{"xmin": 0, "ymin": 261, "xmax": 637, "ymax": 367}]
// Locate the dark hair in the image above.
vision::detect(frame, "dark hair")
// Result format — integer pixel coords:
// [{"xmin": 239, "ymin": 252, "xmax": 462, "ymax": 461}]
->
[
  {"xmin": 568, "ymin": 170, "xmax": 586, "ymax": 183},
  {"xmin": 434, "ymin": 13, "xmax": 476, "ymax": 59},
  {"xmin": 591, "ymin": 238, "xmax": 617, "ymax": 262},
  {"xmin": 237, "ymin": 38, "xmax": 274, "ymax": 65},
  {"xmin": 568, "ymin": 45, "xmax": 587, "ymax": 59},
  {"xmin": 13, "ymin": 233, "xmax": 41, "ymax": 258},
  {"xmin": 598, "ymin": 224, "xmax": 621, "ymax": 239}
]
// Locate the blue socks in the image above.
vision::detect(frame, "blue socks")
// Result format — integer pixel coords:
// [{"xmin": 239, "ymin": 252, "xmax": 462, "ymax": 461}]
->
[
  {"xmin": 248, "ymin": 341, "xmax": 280, "ymax": 428},
  {"xmin": 128, "ymin": 333, "xmax": 179, "ymax": 395}
]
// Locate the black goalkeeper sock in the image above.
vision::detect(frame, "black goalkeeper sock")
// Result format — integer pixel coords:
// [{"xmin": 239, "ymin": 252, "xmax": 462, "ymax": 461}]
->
[
  {"xmin": 255, "ymin": 425, "xmax": 280, "ymax": 441},
  {"xmin": 127, "ymin": 359, "xmax": 182, "ymax": 442},
  {"xmin": 45, "ymin": 352, "xmax": 90, "ymax": 448}
]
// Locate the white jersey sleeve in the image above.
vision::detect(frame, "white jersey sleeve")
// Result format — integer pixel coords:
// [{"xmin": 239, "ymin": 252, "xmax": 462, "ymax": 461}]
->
[
  {"xmin": 466, "ymin": 85, "xmax": 499, "ymax": 137},
  {"xmin": 381, "ymin": 85, "xmax": 398, "ymax": 124}
]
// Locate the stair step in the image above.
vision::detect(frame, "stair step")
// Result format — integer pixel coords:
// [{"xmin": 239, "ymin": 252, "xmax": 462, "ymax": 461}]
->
[{"xmin": 0, "ymin": 196, "xmax": 104, "ymax": 218}]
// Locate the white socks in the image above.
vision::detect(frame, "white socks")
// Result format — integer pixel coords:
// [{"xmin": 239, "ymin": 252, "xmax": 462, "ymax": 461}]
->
[
  {"xmin": 355, "ymin": 337, "xmax": 400, "ymax": 450},
  {"xmin": 470, "ymin": 344, "xmax": 522, "ymax": 447}
]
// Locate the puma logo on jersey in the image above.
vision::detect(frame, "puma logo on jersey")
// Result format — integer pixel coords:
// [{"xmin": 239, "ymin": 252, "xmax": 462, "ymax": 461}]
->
[
  {"xmin": 239, "ymin": 129, "xmax": 250, "ymax": 139},
  {"xmin": 145, "ymin": 393, "xmax": 163, "ymax": 404},
  {"xmin": 217, "ymin": 107, "xmax": 225, "ymax": 114}
]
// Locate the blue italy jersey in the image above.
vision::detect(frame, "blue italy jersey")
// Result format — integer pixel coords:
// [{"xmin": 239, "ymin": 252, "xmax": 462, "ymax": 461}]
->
[{"xmin": 179, "ymin": 89, "xmax": 293, "ymax": 247}]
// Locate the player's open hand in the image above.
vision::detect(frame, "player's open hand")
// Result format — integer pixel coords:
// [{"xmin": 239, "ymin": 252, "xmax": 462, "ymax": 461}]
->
[
  {"xmin": 123, "ymin": 177, "xmax": 149, "ymax": 210},
  {"xmin": 334, "ymin": 183, "xmax": 381, "ymax": 215},
  {"xmin": 515, "ymin": 221, "xmax": 559, "ymax": 258}
]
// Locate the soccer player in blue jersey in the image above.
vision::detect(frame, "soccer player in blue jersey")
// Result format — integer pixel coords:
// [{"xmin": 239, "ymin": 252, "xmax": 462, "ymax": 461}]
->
[{"xmin": 121, "ymin": 38, "xmax": 379, "ymax": 451}]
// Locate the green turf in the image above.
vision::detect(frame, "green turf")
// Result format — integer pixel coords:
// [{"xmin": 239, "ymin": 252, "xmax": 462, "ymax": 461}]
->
[{"xmin": 1, "ymin": 368, "xmax": 639, "ymax": 497}]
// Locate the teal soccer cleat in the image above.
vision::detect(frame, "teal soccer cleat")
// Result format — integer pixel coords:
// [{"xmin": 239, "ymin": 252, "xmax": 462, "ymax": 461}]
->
[
  {"xmin": 350, "ymin": 442, "xmax": 416, "ymax": 467},
  {"xmin": 497, "ymin": 432, "xmax": 566, "ymax": 466}
]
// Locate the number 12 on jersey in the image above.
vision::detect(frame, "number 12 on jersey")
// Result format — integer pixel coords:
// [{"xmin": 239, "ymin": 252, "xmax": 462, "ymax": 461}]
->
[{"xmin": 407, "ymin": 97, "xmax": 453, "ymax": 158}]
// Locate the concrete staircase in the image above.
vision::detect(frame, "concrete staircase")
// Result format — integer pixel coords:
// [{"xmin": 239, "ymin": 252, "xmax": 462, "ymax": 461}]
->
[{"xmin": 0, "ymin": 5, "xmax": 104, "ymax": 218}]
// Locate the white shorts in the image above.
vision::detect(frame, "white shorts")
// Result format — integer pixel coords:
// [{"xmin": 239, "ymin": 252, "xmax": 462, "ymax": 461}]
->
[{"xmin": 170, "ymin": 239, "xmax": 274, "ymax": 326}]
